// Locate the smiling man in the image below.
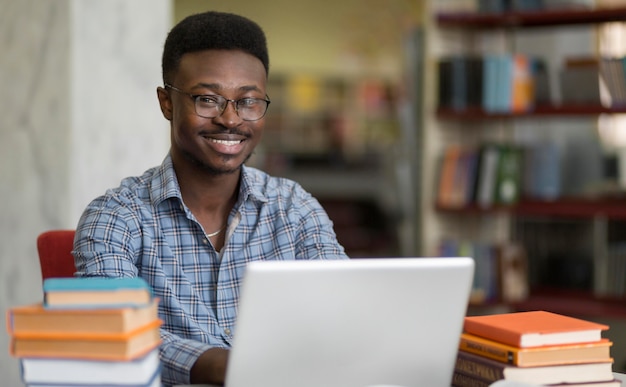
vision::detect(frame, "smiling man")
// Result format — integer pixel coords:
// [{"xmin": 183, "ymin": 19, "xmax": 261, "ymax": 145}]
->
[{"xmin": 72, "ymin": 11, "xmax": 348, "ymax": 387}]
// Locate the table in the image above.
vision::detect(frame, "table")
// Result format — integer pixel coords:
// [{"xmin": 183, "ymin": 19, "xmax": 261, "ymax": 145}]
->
[{"xmin": 174, "ymin": 373, "xmax": 626, "ymax": 387}]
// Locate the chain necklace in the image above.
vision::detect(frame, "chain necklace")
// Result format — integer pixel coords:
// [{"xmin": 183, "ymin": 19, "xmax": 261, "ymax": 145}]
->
[{"xmin": 206, "ymin": 225, "xmax": 225, "ymax": 238}]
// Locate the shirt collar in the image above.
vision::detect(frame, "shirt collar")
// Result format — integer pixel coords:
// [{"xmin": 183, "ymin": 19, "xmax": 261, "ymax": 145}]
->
[
  {"xmin": 151, "ymin": 154, "xmax": 182, "ymax": 206},
  {"xmin": 239, "ymin": 165, "xmax": 269, "ymax": 205},
  {"xmin": 150, "ymin": 154, "xmax": 268, "ymax": 206}
]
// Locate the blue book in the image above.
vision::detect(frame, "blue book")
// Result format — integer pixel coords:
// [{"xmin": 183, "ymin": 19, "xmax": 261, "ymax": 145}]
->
[
  {"xmin": 482, "ymin": 55, "xmax": 499, "ymax": 113},
  {"xmin": 43, "ymin": 277, "xmax": 153, "ymax": 309},
  {"xmin": 494, "ymin": 54, "xmax": 513, "ymax": 113}
]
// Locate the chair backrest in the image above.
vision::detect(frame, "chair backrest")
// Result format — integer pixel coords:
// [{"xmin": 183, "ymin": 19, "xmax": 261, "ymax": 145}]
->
[{"xmin": 36, "ymin": 230, "xmax": 77, "ymax": 282}]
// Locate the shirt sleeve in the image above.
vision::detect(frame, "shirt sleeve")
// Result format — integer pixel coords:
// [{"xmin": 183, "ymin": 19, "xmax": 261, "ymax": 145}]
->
[
  {"xmin": 73, "ymin": 194, "xmax": 218, "ymax": 386},
  {"xmin": 159, "ymin": 328, "xmax": 215, "ymax": 386},
  {"xmin": 291, "ymin": 187, "xmax": 350, "ymax": 260}
]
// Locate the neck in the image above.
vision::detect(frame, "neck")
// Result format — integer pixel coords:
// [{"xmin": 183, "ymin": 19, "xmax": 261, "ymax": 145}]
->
[{"xmin": 173, "ymin": 159, "xmax": 240, "ymax": 231}]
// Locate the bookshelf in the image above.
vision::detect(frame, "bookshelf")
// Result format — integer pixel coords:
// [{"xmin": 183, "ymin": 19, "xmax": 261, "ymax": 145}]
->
[
  {"xmin": 427, "ymin": 2, "xmax": 626, "ymax": 318},
  {"xmin": 258, "ymin": 74, "xmax": 402, "ymax": 258},
  {"xmin": 436, "ymin": 6, "xmax": 626, "ymax": 28}
]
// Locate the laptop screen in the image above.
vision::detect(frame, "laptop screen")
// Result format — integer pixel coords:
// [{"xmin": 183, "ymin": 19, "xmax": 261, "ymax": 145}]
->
[{"xmin": 226, "ymin": 257, "xmax": 474, "ymax": 387}]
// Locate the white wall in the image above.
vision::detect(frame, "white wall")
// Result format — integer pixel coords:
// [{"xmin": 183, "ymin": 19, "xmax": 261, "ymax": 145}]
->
[{"xmin": 0, "ymin": 1, "xmax": 170, "ymax": 384}]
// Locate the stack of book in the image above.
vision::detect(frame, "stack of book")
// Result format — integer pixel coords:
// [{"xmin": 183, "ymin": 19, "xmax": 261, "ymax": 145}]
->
[
  {"xmin": 7, "ymin": 277, "xmax": 162, "ymax": 387},
  {"xmin": 452, "ymin": 310, "xmax": 618, "ymax": 387}
]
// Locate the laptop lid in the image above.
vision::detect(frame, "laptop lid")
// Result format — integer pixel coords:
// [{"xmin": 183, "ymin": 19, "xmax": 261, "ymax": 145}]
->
[{"xmin": 225, "ymin": 257, "xmax": 475, "ymax": 387}]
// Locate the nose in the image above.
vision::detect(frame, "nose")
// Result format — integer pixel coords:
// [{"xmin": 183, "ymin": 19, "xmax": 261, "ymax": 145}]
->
[{"xmin": 214, "ymin": 100, "xmax": 242, "ymax": 125}]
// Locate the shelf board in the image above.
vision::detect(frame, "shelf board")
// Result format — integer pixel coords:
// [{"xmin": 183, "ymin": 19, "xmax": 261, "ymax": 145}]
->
[
  {"xmin": 436, "ymin": 105, "xmax": 626, "ymax": 120},
  {"xmin": 437, "ymin": 7, "xmax": 626, "ymax": 29},
  {"xmin": 515, "ymin": 198, "xmax": 626, "ymax": 219},
  {"xmin": 436, "ymin": 198, "xmax": 626, "ymax": 220},
  {"xmin": 279, "ymin": 168, "xmax": 384, "ymax": 201},
  {"xmin": 513, "ymin": 288, "xmax": 626, "ymax": 319}
]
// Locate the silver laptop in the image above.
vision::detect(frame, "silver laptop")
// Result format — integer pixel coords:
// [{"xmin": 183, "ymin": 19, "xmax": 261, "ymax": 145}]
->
[{"xmin": 225, "ymin": 257, "xmax": 475, "ymax": 387}]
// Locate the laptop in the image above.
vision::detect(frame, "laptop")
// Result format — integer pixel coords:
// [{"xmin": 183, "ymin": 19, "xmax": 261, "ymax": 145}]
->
[{"xmin": 225, "ymin": 257, "xmax": 475, "ymax": 387}]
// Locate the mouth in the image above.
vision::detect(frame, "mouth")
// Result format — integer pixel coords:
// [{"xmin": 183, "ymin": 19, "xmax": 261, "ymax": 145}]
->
[
  {"xmin": 202, "ymin": 133, "xmax": 248, "ymax": 156},
  {"xmin": 208, "ymin": 138, "xmax": 244, "ymax": 146}
]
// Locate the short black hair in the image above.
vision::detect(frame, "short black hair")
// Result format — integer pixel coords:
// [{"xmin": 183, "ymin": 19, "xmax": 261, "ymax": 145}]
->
[{"xmin": 162, "ymin": 11, "xmax": 269, "ymax": 84}]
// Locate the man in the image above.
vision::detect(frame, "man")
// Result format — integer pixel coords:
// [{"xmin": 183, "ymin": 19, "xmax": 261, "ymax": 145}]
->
[{"xmin": 73, "ymin": 11, "xmax": 349, "ymax": 386}]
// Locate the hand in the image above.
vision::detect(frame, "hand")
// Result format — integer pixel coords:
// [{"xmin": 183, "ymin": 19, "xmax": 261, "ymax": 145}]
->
[{"xmin": 190, "ymin": 347, "xmax": 229, "ymax": 385}]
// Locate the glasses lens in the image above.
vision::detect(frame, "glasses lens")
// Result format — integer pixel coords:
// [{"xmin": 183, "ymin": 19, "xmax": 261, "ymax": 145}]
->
[
  {"xmin": 193, "ymin": 95, "xmax": 269, "ymax": 121},
  {"xmin": 194, "ymin": 95, "xmax": 223, "ymax": 118},
  {"xmin": 237, "ymin": 99, "xmax": 269, "ymax": 121}
]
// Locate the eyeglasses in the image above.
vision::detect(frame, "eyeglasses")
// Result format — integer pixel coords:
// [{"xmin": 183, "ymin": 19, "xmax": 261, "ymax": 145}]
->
[{"xmin": 164, "ymin": 84, "xmax": 270, "ymax": 121}]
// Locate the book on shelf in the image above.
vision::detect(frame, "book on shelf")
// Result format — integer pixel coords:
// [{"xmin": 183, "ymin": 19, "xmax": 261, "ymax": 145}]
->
[
  {"xmin": 463, "ymin": 311, "xmax": 608, "ymax": 348},
  {"xmin": 43, "ymin": 277, "xmax": 153, "ymax": 309},
  {"xmin": 10, "ymin": 319, "xmax": 162, "ymax": 361},
  {"xmin": 560, "ymin": 56, "xmax": 601, "ymax": 105},
  {"xmin": 487, "ymin": 54, "xmax": 536, "ymax": 114},
  {"xmin": 459, "ymin": 333, "xmax": 612, "ymax": 367},
  {"xmin": 435, "ymin": 142, "xmax": 523, "ymax": 209},
  {"xmin": 439, "ymin": 240, "xmax": 528, "ymax": 304},
  {"xmin": 7, "ymin": 299, "xmax": 160, "ymax": 336},
  {"xmin": 453, "ymin": 350, "xmax": 614, "ymax": 385},
  {"xmin": 475, "ymin": 143, "xmax": 501, "ymax": 208},
  {"xmin": 438, "ymin": 56, "xmax": 484, "ymax": 112},
  {"xmin": 510, "ymin": 54, "xmax": 535, "ymax": 113},
  {"xmin": 599, "ymin": 56, "xmax": 626, "ymax": 108},
  {"xmin": 449, "ymin": 241, "xmax": 496, "ymax": 304},
  {"xmin": 19, "ymin": 347, "xmax": 161, "ymax": 386},
  {"xmin": 438, "ymin": 53, "xmax": 552, "ymax": 115},
  {"xmin": 496, "ymin": 242, "xmax": 529, "ymax": 303},
  {"xmin": 437, "ymin": 145, "xmax": 479, "ymax": 208},
  {"xmin": 482, "ymin": 54, "xmax": 500, "ymax": 113},
  {"xmin": 437, "ymin": 144, "xmax": 462, "ymax": 207},
  {"xmin": 478, "ymin": 0, "xmax": 546, "ymax": 13},
  {"xmin": 492, "ymin": 144, "xmax": 523, "ymax": 205},
  {"xmin": 523, "ymin": 140, "xmax": 561, "ymax": 201}
]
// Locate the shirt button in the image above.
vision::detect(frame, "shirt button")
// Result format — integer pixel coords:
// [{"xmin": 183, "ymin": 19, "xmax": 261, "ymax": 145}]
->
[
  {"xmin": 203, "ymin": 238, "xmax": 209, "ymax": 244},
  {"xmin": 224, "ymin": 328, "xmax": 231, "ymax": 336}
]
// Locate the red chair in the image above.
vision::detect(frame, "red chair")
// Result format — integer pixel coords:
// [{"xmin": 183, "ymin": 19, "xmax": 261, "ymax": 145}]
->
[{"xmin": 36, "ymin": 230, "xmax": 77, "ymax": 282}]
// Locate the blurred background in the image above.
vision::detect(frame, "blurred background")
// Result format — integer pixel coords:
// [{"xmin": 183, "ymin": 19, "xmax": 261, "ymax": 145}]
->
[
  {"xmin": 5, "ymin": 0, "xmax": 626, "ymax": 384},
  {"xmin": 0, "ymin": 1, "xmax": 422, "ymax": 384}
]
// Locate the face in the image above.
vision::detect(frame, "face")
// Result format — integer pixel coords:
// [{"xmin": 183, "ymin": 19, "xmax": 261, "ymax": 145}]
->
[{"xmin": 157, "ymin": 49, "xmax": 267, "ymax": 175}]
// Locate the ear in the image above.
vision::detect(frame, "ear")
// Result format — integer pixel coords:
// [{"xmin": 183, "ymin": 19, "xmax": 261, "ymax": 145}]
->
[{"xmin": 157, "ymin": 86, "xmax": 173, "ymax": 121}]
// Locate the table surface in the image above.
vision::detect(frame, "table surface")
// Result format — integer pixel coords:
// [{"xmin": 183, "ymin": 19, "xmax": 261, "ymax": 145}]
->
[{"xmin": 174, "ymin": 372, "xmax": 626, "ymax": 387}]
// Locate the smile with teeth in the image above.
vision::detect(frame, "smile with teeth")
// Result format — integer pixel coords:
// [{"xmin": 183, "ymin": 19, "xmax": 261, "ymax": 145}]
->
[{"xmin": 209, "ymin": 138, "xmax": 243, "ymax": 146}]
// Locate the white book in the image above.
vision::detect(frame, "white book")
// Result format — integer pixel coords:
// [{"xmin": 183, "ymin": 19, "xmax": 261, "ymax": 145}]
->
[{"xmin": 21, "ymin": 348, "xmax": 160, "ymax": 386}]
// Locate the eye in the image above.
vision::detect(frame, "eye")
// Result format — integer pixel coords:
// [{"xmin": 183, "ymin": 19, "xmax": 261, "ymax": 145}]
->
[
  {"xmin": 238, "ymin": 98, "xmax": 261, "ymax": 108},
  {"xmin": 196, "ymin": 95, "xmax": 221, "ymax": 106}
]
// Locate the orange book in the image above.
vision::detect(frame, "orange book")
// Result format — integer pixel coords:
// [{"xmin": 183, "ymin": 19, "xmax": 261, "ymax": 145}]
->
[
  {"xmin": 7, "ymin": 299, "xmax": 159, "ymax": 336},
  {"xmin": 437, "ymin": 145, "xmax": 462, "ymax": 207},
  {"xmin": 459, "ymin": 332, "xmax": 612, "ymax": 367},
  {"xmin": 9, "ymin": 319, "xmax": 162, "ymax": 361},
  {"xmin": 510, "ymin": 54, "xmax": 534, "ymax": 113},
  {"xmin": 463, "ymin": 311, "xmax": 608, "ymax": 348}
]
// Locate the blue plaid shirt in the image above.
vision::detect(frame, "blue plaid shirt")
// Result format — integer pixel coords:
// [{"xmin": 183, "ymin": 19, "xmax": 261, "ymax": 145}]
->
[{"xmin": 73, "ymin": 155, "xmax": 348, "ymax": 386}]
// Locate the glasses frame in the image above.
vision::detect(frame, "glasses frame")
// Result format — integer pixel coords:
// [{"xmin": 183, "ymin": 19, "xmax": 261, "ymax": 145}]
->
[{"xmin": 164, "ymin": 84, "xmax": 271, "ymax": 121}]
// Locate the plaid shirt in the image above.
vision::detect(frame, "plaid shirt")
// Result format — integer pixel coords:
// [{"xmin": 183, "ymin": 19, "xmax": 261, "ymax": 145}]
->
[{"xmin": 73, "ymin": 155, "xmax": 348, "ymax": 386}]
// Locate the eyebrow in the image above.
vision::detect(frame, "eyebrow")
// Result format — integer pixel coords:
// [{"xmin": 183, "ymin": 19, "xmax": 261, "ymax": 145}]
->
[{"xmin": 192, "ymin": 83, "xmax": 262, "ymax": 94}]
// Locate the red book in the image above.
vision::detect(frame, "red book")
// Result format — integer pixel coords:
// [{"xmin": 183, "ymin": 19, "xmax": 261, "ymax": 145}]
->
[{"xmin": 463, "ymin": 311, "xmax": 608, "ymax": 348}]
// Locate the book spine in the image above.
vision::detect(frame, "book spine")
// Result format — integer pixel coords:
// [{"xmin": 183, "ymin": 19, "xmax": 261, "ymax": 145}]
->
[
  {"xmin": 459, "ymin": 337, "xmax": 517, "ymax": 365},
  {"xmin": 464, "ymin": 319, "xmax": 521, "ymax": 347},
  {"xmin": 454, "ymin": 351, "xmax": 505, "ymax": 383},
  {"xmin": 452, "ymin": 371, "xmax": 492, "ymax": 387}
]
